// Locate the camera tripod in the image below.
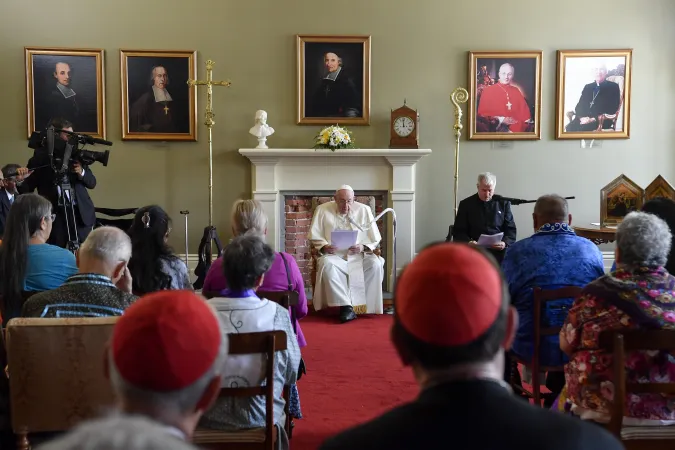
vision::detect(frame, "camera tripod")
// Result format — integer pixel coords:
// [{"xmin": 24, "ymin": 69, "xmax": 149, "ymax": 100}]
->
[{"xmin": 55, "ymin": 175, "xmax": 81, "ymax": 253}]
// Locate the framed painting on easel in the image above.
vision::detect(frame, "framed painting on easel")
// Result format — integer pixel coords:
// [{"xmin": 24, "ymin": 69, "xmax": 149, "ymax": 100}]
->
[{"xmin": 600, "ymin": 174, "xmax": 644, "ymax": 227}]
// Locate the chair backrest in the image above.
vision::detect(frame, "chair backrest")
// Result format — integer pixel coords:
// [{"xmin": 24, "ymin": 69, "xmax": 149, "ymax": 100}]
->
[
  {"xmin": 6, "ymin": 317, "xmax": 118, "ymax": 433},
  {"xmin": 256, "ymin": 290, "xmax": 298, "ymax": 309},
  {"xmin": 599, "ymin": 329, "xmax": 675, "ymax": 437},
  {"xmin": 532, "ymin": 286, "xmax": 583, "ymax": 367},
  {"xmin": 221, "ymin": 331, "xmax": 288, "ymax": 448}
]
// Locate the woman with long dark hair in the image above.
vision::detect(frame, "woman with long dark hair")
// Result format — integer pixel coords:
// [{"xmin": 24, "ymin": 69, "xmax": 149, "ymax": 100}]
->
[
  {"xmin": 0, "ymin": 193, "xmax": 77, "ymax": 325},
  {"xmin": 127, "ymin": 205, "xmax": 192, "ymax": 295}
]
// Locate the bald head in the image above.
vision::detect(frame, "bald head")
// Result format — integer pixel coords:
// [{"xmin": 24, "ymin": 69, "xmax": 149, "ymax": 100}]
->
[{"xmin": 533, "ymin": 195, "xmax": 571, "ymax": 229}]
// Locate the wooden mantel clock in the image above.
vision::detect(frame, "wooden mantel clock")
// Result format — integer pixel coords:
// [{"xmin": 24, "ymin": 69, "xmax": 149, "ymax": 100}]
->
[{"xmin": 390, "ymin": 100, "xmax": 419, "ymax": 149}]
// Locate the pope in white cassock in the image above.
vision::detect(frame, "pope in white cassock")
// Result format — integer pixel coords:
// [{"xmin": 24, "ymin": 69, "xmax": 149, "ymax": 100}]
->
[{"xmin": 309, "ymin": 185, "xmax": 385, "ymax": 323}]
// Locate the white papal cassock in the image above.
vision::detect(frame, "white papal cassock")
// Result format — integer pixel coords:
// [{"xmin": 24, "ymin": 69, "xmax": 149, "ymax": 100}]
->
[{"xmin": 308, "ymin": 200, "xmax": 384, "ymax": 314}]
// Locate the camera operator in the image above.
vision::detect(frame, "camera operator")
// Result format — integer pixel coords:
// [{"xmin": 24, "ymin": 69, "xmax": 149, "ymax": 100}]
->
[
  {"xmin": 20, "ymin": 117, "xmax": 97, "ymax": 248},
  {"xmin": 0, "ymin": 164, "xmax": 31, "ymax": 238}
]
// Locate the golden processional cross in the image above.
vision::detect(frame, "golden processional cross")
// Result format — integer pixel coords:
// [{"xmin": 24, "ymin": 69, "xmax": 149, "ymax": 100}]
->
[{"xmin": 187, "ymin": 59, "xmax": 232, "ymax": 227}]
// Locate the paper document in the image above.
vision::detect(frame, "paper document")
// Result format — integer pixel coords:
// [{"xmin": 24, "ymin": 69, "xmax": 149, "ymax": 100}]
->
[
  {"xmin": 477, "ymin": 233, "xmax": 504, "ymax": 246},
  {"xmin": 331, "ymin": 230, "xmax": 358, "ymax": 250}
]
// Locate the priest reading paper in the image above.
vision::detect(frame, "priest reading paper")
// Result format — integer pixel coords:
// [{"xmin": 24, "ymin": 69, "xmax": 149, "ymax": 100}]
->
[
  {"xmin": 309, "ymin": 185, "xmax": 384, "ymax": 323},
  {"xmin": 452, "ymin": 172, "xmax": 517, "ymax": 264}
]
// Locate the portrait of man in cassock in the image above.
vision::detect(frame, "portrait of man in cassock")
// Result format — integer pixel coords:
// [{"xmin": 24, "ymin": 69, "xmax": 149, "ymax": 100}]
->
[
  {"xmin": 307, "ymin": 51, "xmax": 361, "ymax": 118},
  {"xmin": 122, "ymin": 51, "xmax": 195, "ymax": 140},
  {"xmin": 564, "ymin": 59, "xmax": 623, "ymax": 132},
  {"xmin": 129, "ymin": 65, "xmax": 189, "ymax": 133},
  {"xmin": 29, "ymin": 52, "xmax": 101, "ymax": 136},
  {"xmin": 309, "ymin": 185, "xmax": 384, "ymax": 323},
  {"xmin": 476, "ymin": 62, "xmax": 533, "ymax": 133}
]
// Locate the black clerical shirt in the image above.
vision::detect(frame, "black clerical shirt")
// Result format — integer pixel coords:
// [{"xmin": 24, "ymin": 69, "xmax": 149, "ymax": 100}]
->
[{"xmin": 451, "ymin": 193, "xmax": 517, "ymax": 262}]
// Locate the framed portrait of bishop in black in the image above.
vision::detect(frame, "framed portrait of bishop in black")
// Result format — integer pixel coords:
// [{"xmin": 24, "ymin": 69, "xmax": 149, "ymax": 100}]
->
[
  {"xmin": 297, "ymin": 35, "xmax": 371, "ymax": 125},
  {"xmin": 25, "ymin": 47, "xmax": 106, "ymax": 139},
  {"xmin": 121, "ymin": 49, "xmax": 197, "ymax": 141}
]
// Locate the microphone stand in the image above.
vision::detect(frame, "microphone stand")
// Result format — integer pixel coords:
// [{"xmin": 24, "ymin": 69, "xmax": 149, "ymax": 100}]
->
[{"xmin": 498, "ymin": 196, "xmax": 576, "ymax": 206}]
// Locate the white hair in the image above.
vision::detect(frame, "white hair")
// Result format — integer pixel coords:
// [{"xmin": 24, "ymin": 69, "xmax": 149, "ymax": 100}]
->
[
  {"xmin": 617, "ymin": 211, "xmax": 672, "ymax": 267},
  {"xmin": 35, "ymin": 414, "xmax": 198, "ymax": 449},
  {"xmin": 80, "ymin": 226, "xmax": 132, "ymax": 264},
  {"xmin": 499, "ymin": 63, "xmax": 514, "ymax": 72},
  {"xmin": 477, "ymin": 172, "xmax": 497, "ymax": 187},
  {"xmin": 108, "ymin": 312, "xmax": 228, "ymax": 423}
]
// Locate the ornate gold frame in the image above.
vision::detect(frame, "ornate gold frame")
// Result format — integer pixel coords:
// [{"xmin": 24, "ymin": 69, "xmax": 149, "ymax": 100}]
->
[
  {"xmin": 25, "ymin": 46, "xmax": 106, "ymax": 139},
  {"xmin": 120, "ymin": 49, "xmax": 197, "ymax": 141},
  {"xmin": 296, "ymin": 35, "xmax": 371, "ymax": 125},
  {"xmin": 468, "ymin": 50, "xmax": 542, "ymax": 140},
  {"xmin": 600, "ymin": 174, "xmax": 643, "ymax": 227},
  {"xmin": 645, "ymin": 175, "xmax": 675, "ymax": 202},
  {"xmin": 555, "ymin": 49, "xmax": 632, "ymax": 139}
]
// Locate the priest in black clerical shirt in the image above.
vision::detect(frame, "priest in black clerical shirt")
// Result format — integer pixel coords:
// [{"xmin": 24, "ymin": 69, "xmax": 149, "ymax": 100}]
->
[
  {"xmin": 565, "ymin": 61, "xmax": 622, "ymax": 132},
  {"xmin": 451, "ymin": 172, "xmax": 516, "ymax": 264}
]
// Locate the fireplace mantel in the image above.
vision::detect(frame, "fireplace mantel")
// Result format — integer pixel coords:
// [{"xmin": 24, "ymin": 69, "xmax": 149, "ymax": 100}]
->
[{"xmin": 239, "ymin": 148, "xmax": 431, "ymax": 287}]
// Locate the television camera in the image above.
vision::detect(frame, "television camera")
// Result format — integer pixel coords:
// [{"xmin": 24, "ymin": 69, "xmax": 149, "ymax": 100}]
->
[{"xmin": 26, "ymin": 126, "xmax": 112, "ymax": 252}]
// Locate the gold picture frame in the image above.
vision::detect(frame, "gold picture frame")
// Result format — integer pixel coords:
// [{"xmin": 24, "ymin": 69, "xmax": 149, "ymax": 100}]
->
[
  {"xmin": 296, "ymin": 35, "xmax": 371, "ymax": 125},
  {"xmin": 645, "ymin": 175, "xmax": 675, "ymax": 202},
  {"xmin": 121, "ymin": 49, "xmax": 198, "ymax": 141},
  {"xmin": 25, "ymin": 46, "xmax": 106, "ymax": 139},
  {"xmin": 600, "ymin": 174, "xmax": 644, "ymax": 227},
  {"xmin": 556, "ymin": 49, "xmax": 632, "ymax": 139},
  {"xmin": 468, "ymin": 50, "xmax": 542, "ymax": 140}
]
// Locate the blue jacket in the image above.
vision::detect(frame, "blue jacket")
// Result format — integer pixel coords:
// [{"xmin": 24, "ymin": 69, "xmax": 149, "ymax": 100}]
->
[{"xmin": 502, "ymin": 223, "xmax": 605, "ymax": 366}]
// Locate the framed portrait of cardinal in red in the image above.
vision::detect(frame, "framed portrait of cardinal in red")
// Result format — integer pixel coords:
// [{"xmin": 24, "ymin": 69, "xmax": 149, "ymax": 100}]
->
[{"xmin": 468, "ymin": 50, "xmax": 542, "ymax": 140}]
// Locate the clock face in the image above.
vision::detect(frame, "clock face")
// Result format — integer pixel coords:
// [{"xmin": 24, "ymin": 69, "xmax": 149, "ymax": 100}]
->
[{"xmin": 393, "ymin": 116, "xmax": 415, "ymax": 137}]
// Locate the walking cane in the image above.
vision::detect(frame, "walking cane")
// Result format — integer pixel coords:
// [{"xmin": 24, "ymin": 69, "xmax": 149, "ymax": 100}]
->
[{"xmin": 180, "ymin": 210, "xmax": 189, "ymax": 268}]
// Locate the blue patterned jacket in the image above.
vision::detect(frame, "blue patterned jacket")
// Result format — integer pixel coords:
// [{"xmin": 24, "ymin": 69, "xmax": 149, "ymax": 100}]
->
[{"xmin": 502, "ymin": 223, "xmax": 605, "ymax": 366}]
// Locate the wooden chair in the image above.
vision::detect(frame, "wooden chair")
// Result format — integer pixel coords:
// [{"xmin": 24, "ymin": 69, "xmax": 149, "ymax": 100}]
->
[
  {"xmin": 5, "ymin": 317, "xmax": 118, "ymax": 450},
  {"xmin": 598, "ymin": 330, "xmax": 675, "ymax": 449},
  {"xmin": 192, "ymin": 330, "xmax": 288, "ymax": 450},
  {"xmin": 510, "ymin": 286, "xmax": 582, "ymax": 406}
]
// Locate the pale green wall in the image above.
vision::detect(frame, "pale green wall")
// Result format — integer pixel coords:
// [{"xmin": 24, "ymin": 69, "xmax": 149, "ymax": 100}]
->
[{"xmin": 1, "ymin": 0, "xmax": 674, "ymax": 252}]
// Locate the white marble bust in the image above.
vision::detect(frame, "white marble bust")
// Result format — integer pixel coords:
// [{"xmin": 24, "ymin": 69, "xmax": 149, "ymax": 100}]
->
[{"xmin": 249, "ymin": 110, "xmax": 275, "ymax": 148}]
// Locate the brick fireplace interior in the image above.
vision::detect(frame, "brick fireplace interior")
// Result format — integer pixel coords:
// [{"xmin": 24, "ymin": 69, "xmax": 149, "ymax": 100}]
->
[{"xmin": 281, "ymin": 191, "xmax": 388, "ymax": 296}]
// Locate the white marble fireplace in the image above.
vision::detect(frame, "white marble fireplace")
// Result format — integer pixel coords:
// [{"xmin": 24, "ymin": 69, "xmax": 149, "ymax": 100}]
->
[{"xmin": 238, "ymin": 148, "xmax": 431, "ymax": 289}]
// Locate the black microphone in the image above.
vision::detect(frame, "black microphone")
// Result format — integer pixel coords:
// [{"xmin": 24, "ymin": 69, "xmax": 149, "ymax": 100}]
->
[{"xmin": 495, "ymin": 195, "xmax": 576, "ymax": 206}]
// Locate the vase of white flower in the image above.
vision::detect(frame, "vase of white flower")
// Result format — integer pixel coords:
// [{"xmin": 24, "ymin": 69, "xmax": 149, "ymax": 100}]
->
[{"xmin": 313, "ymin": 125, "xmax": 356, "ymax": 151}]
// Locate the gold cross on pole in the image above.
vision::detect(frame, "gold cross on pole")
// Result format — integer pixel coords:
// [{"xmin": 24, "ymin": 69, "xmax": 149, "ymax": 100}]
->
[{"xmin": 187, "ymin": 59, "xmax": 232, "ymax": 227}]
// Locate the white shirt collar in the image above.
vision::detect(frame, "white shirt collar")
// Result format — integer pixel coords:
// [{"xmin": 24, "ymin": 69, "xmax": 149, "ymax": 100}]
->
[
  {"xmin": 152, "ymin": 85, "xmax": 173, "ymax": 102},
  {"xmin": 5, "ymin": 190, "xmax": 13, "ymax": 202},
  {"xmin": 56, "ymin": 82, "xmax": 76, "ymax": 98}
]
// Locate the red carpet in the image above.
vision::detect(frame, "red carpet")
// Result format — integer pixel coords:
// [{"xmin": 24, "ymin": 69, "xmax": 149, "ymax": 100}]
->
[{"xmin": 291, "ymin": 314, "xmax": 418, "ymax": 450}]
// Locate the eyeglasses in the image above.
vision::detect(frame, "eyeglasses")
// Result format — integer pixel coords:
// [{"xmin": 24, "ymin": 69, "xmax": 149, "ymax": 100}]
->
[
  {"xmin": 336, "ymin": 199, "xmax": 354, "ymax": 205},
  {"xmin": 46, "ymin": 213, "xmax": 56, "ymax": 221}
]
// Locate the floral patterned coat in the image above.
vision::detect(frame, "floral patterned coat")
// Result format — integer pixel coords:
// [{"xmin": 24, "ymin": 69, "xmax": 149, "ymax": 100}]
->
[{"xmin": 561, "ymin": 266, "xmax": 675, "ymax": 420}]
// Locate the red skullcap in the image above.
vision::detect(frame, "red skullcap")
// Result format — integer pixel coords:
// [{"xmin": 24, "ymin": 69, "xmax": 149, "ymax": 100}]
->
[
  {"xmin": 111, "ymin": 290, "xmax": 222, "ymax": 391},
  {"xmin": 396, "ymin": 243, "xmax": 503, "ymax": 347}
]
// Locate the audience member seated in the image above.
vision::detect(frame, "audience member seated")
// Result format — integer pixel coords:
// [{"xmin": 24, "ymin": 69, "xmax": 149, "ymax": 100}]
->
[
  {"xmin": 105, "ymin": 290, "xmax": 228, "ymax": 442},
  {"xmin": 557, "ymin": 211, "xmax": 675, "ymax": 424},
  {"xmin": 501, "ymin": 195, "xmax": 604, "ymax": 404},
  {"xmin": 0, "ymin": 193, "xmax": 77, "ymax": 326},
  {"xmin": 22, "ymin": 226, "xmax": 137, "ymax": 318},
  {"xmin": 36, "ymin": 414, "xmax": 199, "ymax": 449},
  {"xmin": 610, "ymin": 197, "xmax": 675, "ymax": 272},
  {"xmin": 201, "ymin": 234, "xmax": 300, "ymax": 450},
  {"xmin": 204, "ymin": 200, "xmax": 307, "ymax": 423},
  {"xmin": 128, "ymin": 205, "xmax": 192, "ymax": 295},
  {"xmin": 0, "ymin": 163, "xmax": 29, "ymax": 238},
  {"xmin": 319, "ymin": 242, "xmax": 622, "ymax": 450},
  {"xmin": 203, "ymin": 199, "xmax": 308, "ymax": 349}
]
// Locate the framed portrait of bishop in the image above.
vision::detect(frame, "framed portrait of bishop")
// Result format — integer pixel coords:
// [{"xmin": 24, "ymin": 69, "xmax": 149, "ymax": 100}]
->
[
  {"xmin": 121, "ymin": 49, "xmax": 197, "ymax": 141},
  {"xmin": 556, "ymin": 49, "xmax": 632, "ymax": 139},
  {"xmin": 468, "ymin": 50, "xmax": 542, "ymax": 140}
]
